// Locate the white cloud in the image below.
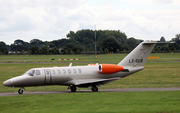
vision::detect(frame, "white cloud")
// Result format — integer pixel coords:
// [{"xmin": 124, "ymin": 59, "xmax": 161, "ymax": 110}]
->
[
  {"xmin": 124, "ymin": 0, "xmax": 180, "ymax": 5},
  {"xmin": 153, "ymin": 0, "xmax": 173, "ymax": 4},
  {"xmin": 0, "ymin": 0, "xmax": 179, "ymax": 45}
]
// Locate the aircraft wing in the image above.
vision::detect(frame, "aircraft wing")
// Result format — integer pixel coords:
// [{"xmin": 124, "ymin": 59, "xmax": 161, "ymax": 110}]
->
[{"xmin": 66, "ymin": 77, "xmax": 122, "ymax": 88}]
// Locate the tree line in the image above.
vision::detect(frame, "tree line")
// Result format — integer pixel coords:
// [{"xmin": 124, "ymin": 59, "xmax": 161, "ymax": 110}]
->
[{"xmin": 0, "ymin": 29, "xmax": 180, "ymax": 55}]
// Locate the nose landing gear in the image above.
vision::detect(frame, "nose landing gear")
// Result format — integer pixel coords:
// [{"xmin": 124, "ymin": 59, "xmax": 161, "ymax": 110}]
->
[
  {"xmin": 18, "ymin": 87, "xmax": 25, "ymax": 94},
  {"xmin": 69, "ymin": 85, "xmax": 77, "ymax": 92}
]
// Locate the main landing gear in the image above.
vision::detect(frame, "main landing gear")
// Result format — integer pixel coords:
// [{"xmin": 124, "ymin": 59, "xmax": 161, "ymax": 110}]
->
[
  {"xmin": 18, "ymin": 87, "xmax": 25, "ymax": 94},
  {"xmin": 91, "ymin": 85, "xmax": 98, "ymax": 92},
  {"xmin": 68, "ymin": 85, "xmax": 98, "ymax": 92}
]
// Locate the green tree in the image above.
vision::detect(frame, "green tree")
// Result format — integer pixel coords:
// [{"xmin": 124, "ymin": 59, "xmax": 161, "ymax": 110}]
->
[
  {"xmin": 65, "ymin": 43, "xmax": 75, "ymax": 49},
  {"xmin": 97, "ymin": 30, "xmax": 127, "ymax": 44},
  {"xmin": 48, "ymin": 43, "xmax": 55, "ymax": 48},
  {"xmin": 83, "ymin": 37, "xmax": 93, "ymax": 46},
  {"xmin": 102, "ymin": 37, "xmax": 121, "ymax": 53},
  {"xmin": 14, "ymin": 39, "xmax": 24, "ymax": 45},
  {"xmin": 10, "ymin": 39, "xmax": 30, "ymax": 51},
  {"xmin": 154, "ymin": 47, "xmax": 159, "ymax": 53},
  {"xmin": 77, "ymin": 49, "xmax": 81, "ymax": 54},
  {"xmin": 160, "ymin": 37, "xmax": 166, "ymax": 42},
  {"xmin": 65, "ymin": 49, "xmax": 68, "ymax": 54},
  {"xmin": 123, "ymin": 49, "xmax": 126, "ymax": 53},
  {"xmin": 173, "ymin": 34, "xmax": 180, "ymax": 45},
  {"xmin": 72, "ymin": 45, "xmax": 84, "ymax": 54},
  {"xmin": 30, "ymin": 39, "xmax": 44, "ymax": 46},
  {"xmin": 104, "ymin": 48, "xmax": 109, "ymax": 54},
  {"xmin": 29, "ymin": 45, "xmax": 39, "ymax": 54},
  {"xmin": 11, "ymin": 45, "xmax": 24, "ymax": 52},
  {"xmin": 62, "ymin": 47, "xmax": 70, "ymax": 54},
  {"xmin": 40, "ymin": 46, "xmax": 49, "ymax": 54},
  {"xmin": 125, "ymin": 37, "xmax": 139, "ymax": 51},
  {"xmin": 116, "ymin": 49, "xmax": 120, "ymax": 53},
  {"xmin": 70, "ymin": 50, "xmax": 74, "ymax": 54},
  {"xmin": 22, "ymin": 50, "xmax": 25, "ymax": 55},
  {"xmin": 66, "ymin": 31, "xmax": 75, "ymax": 39},
  {"xmin": 3, "ymin": 50, "xmax": 8, "ymax": 55},
  {"xmin": 169, "ymin": 43, "xmax": 179, "ymax": 52},
  {"xmin": 0, "ymin": 41, "xmax": 8, "ymax": 54},
  {"xmin": 51, "ymin": 47, "xmax": 59, "ymax": 54},
  {"xmin": 165, "ymin": 46, "xmax": 170, "ymax": 52},
  {"xmin": 99, "ymin": 48, "xmax": 103, "ymax": 54}
]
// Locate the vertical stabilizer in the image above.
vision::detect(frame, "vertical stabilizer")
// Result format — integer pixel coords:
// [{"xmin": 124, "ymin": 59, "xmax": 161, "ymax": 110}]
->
[{"xmin": 118, "ymin": 40, "xmax": 158, "ymax": 67}]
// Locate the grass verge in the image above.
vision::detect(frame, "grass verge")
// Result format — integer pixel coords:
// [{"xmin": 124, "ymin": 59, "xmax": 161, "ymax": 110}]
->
[
  {"xmin": 0, "ymin": 53, "xmax": 180, "ymax": 63},
  {"xmin": 0, "ymin": 91, "xmax": 180, "ymax": 113}
]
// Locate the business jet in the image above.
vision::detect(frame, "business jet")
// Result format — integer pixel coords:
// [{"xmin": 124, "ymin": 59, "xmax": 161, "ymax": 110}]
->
[{"xmin": 3, "ymin": 40, "xmax": 162, "ymax": 94}]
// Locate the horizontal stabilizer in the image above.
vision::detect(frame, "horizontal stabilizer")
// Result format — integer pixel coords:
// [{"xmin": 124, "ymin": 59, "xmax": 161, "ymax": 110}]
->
[{"xmin": 122, "ymin": 69, "xmax": 129, "ymax": 72}]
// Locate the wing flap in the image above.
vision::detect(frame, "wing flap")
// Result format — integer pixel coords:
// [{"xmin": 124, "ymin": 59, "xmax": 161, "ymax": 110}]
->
[{"xmin": 67, "ymin": 77, "xmax": 121, "ymax": 88}]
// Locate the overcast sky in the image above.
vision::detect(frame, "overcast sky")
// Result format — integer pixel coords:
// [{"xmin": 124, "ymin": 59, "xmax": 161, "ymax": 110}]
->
[{"xmin": 0, "ymin": 0, "xmax": 180, "ymax": 45}]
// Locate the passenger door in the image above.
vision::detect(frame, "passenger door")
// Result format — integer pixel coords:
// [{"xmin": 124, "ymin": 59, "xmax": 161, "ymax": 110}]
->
[{"xmin": 44, "ymin": 69, "xmax": 52, "ymax": 84}]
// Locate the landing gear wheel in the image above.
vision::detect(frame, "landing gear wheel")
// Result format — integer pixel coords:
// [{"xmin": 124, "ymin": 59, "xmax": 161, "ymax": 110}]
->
[
  {"xmin": 70, "ymin": 85, "xmax": 76, "ymax": 92},
  {"xmin": 91, "ymin": 85, "xmax": 98, "ymax": 92},
  {"xmin": 18, "ymin": 89, "xmax": 23, "ymax": 94}
]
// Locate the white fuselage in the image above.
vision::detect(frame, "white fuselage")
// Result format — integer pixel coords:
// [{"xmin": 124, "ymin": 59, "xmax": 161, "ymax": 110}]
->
[{"xmin": 3, "ymin": 64, "xmax": 144, "ymax": 88}]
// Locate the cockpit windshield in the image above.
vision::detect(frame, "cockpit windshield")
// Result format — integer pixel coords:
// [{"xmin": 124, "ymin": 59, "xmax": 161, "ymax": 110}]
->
[{"xmin": 25, "ymin": 69, "xmax": 35, "ymax": 76}]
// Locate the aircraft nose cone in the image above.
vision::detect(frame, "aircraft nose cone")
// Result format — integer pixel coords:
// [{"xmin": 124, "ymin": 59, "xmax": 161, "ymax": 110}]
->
[{"xmin": 3, "ymin": 80, "xmax": 12, "ymax": 87}]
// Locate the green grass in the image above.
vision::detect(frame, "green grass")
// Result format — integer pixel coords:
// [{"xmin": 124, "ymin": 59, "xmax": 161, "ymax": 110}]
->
[
  {"xmin": 0, "ymin": 53, "xmax": 179, "ymax": 63},
  {"xmin": 0, "ymin": 54, "xmax": 126, "ymax": 62},
  {"xmin": 0, "ymin": 62, "xmax": 180, "ymax": 93},
  {"xmin": 105, "ymin": 62, "xmax": 180, "ymax": 89},
  {"xmin": 0, "ymin": 91, "xmax": 180, "ymax": 113},
  {"xmin": 0, "ymin": 53, "xmax": 180, "ymax": 113},
  {"xmin": 0, "ymin": 53, "xmax": 180, "ymax": 93}
]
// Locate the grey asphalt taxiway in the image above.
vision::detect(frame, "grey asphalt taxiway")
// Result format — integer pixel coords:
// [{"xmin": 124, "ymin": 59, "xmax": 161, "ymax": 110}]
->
[{"xmin": 1, "ymin": 88, "xmax": 180, "ymax": 97}]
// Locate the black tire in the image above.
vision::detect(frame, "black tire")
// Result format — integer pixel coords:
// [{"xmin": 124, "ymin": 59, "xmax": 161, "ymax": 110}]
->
[
  {"xmin": 91, "ymin": 86, "xmax": 98, "ymax": 92},
  {"xmin": 18, "ymin": 89, "xmax": 23, "ymax": 94},
  {"xmin": 70, "ymin": 85, "xmax": 76, "ymax": 92}
]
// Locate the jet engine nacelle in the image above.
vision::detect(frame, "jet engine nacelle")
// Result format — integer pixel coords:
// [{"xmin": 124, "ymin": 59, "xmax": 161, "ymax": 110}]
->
[{"xmin": 98, "ymin": 64, "xmax": 124, "ymax": 74}]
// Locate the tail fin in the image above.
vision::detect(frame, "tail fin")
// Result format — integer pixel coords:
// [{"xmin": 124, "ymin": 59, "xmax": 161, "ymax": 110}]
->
[{"xmin": 118, "ymin": 40, "xmax": 160, "ymax": 67}]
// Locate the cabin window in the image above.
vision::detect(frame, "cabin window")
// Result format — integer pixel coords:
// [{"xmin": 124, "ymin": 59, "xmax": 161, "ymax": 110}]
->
[
  {"xmin": 52, "ymin": 70, "xmax": 55, "ymax": 74},
  {"xmin": 28, "ymin": 70, "xmax": 35, "ymax": 76},
  {"xmin": 68, "ymin": 69, "xmax": 71, "ymax": 74},
  {"xmin": 73, "ymin": 69, "xmax": 76, "ymax": 73},
  {"xmin": 62, "ymin": 70, "xmax": 66, "ymax": 74},
  {"xmin": 57, "ymin": 70, "xmax": 61, "ymax": 74},
  {"xmin": 36, "ymin": 70, "xmax": 40, "ymax": 75},
  {"xmin": 46, "ymin": 71, "xmax": 49, "ymax": 75},
  {"xmin": 78, "ymin": 69, "xmax": 82, "ymax": 73}
]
